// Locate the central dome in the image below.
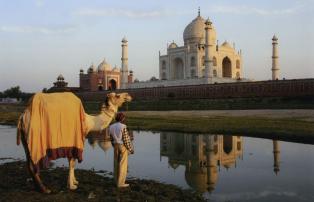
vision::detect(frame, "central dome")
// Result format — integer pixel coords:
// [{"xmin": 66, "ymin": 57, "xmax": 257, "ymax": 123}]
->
[
  {"xmin": 183, "ymin": 12, "xmax": 216, "ymax": 45},
  {"xmin": 183, "ymin": 15, "xmax": 206, "ymax": 42}
]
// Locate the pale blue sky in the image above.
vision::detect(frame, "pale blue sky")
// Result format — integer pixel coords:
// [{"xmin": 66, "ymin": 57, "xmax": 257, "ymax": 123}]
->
[{"xmin": 0, "ymin": 0, "xmax": 313, "ymax": 92}]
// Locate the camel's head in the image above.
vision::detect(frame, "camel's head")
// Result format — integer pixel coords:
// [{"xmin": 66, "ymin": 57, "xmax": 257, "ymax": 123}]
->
[{"xmin": 105, "ymin": 92, "xmax": 132, "ymax": 108}]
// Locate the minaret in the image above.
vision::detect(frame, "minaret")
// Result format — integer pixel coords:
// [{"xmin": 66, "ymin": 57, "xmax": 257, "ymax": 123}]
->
[
  {"xmin": 204, "ymin": 19, "xmax": 213, "ymax": 78},
  {"xmin": 121, "ymin": 37, "xmax": 128, "ymax": 89},
  {"xmin": 272, "ymin": 35, "xmax": 279, "ymax": 80},
  {"xmin": 206, "ymin": 136, "xmax": 217, "ymax": 192},
  {"xmin": 273, "ymin": 140, "xmax": 280, "ymax": 175}
]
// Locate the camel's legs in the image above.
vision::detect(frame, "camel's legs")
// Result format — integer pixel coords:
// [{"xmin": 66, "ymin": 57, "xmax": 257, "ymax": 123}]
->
[
  {"xmin": 68, "ymin": 158, "xmax": 78, "ymax": 190},
  {"xmin": 69, "ymin": 158, "xmax": 79, "ymax": 185},
  {"xmin": 20, "ymin": 132, "xmax": 51, "ymax": 193}
]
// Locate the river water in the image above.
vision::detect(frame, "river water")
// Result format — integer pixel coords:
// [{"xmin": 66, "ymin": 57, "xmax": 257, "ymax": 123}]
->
[{"xmin": 0, "ymin": 125, "xmax": 313, "ymax": 201}]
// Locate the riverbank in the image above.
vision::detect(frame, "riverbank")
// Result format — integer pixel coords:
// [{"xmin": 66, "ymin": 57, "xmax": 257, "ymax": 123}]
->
[
  {"xmin": 0, "ymin": 161, "xmax": 204, "ymax": 202},
  {"xmin": 1, "ymin": 103, "xmax": 314, "ymax": 142},
  {"xmin": 125, "ymin": 110, "xmax": 314, "ymax": 143},
  {"xmin": 0, "ymin": 104, "xmax": 25, "ymax": 125}
]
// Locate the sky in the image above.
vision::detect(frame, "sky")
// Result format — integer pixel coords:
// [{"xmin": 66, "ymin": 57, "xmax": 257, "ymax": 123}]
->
[{"xmin": 0, "ymin": 0, "xmax": 313, "ymax": 92}]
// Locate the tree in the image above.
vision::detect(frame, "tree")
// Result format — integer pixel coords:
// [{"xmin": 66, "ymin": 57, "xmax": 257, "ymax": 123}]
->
[
  {"xmin": 3, "ymin": 86, "xmax": 22, "ymax": 100},
  {"xmin": 150, "ymin": 76, "xmax": 158, "ymax": 81}
]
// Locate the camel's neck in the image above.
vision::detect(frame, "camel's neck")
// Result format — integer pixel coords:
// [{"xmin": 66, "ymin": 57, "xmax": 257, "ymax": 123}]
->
[{"xmin": 84, "ymin": 106, "xmax": 117, "ymax": 134}]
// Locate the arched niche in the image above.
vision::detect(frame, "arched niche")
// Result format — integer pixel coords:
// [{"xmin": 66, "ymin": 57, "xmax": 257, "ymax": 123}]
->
[
  {"xmin": 172, "ymin": 57, "xmax": 184, "ymax": 79},
  {"xmin": 223, "ymin": 136, "xmax": 233, "ymax": 154},
  {"xmin": 222, "ymin": 57, "xmax": 232, "ymax": 78},
  {"xmin": 108, "ymin": 79, "xmax": 117, "ymax": 90}
]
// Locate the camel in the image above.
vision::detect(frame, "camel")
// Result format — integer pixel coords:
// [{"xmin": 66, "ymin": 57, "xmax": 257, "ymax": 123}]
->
[{"xmin": 17, "ymin": 92, "xmax": 132, "ymax": 193}]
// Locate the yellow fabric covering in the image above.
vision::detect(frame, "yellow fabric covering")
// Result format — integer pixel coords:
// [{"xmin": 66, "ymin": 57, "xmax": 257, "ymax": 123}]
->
[{"xmin": 27, "ymin": 92, "xmax": 86, "ymax": 166}]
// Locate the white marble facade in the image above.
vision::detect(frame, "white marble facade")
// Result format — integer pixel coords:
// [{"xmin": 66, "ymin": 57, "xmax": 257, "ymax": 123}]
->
[
  {"xmin": 128, "ymin": 10, "xmax": 246, "ymax": 89},
  {"xmin": 159, "ymin": 11, "xmax": 243, "ymax": 81}
]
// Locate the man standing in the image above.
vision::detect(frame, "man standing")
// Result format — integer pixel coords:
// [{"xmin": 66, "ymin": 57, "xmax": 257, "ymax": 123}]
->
[{"xmin": 109, "ymin": 112, "xmax": 134, "ymax": 188}]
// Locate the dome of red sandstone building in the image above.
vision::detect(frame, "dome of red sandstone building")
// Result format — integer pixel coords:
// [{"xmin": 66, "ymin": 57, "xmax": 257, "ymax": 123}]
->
[{"xmin": 98, "ymin": 58, "xmax": 112, "ymax": 72}]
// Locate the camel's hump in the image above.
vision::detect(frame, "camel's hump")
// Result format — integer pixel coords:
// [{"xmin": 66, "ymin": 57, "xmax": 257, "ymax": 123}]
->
[{"xmin": 30, "ymin": 92, "xmax": 83, "ymax": 111}]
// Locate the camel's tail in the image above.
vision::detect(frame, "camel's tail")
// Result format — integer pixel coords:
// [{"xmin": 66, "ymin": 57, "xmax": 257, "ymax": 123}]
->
[{"xmin": 16, "ymin": 114, "xmax": 24, "ymax": 145}]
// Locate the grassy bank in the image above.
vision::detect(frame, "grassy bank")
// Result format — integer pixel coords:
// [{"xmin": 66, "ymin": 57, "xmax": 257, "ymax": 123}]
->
[
  {"xmin": 124, "ymin": 111, "xmax": 314, "ymax": 143},
  {"xmin": 0, "ymin": 104, "xmax": 25, "ymax": 125}
]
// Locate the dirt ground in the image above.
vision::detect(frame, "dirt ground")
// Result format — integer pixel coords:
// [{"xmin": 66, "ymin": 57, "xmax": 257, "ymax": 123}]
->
[{"xmin": 0, "ymin": 161, "xmax": 205, "ymax": 202}]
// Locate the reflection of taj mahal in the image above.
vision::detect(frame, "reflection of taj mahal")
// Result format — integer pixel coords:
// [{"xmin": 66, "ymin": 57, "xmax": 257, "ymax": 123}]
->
[
  {"xmin": 160, "ymin": 133, "xmax": 243, "ymax": 192},
  {"xmin": 84, "ymin": 130, "xmax": 281, "ymax": 194},
  {"xmin": 160, "ymin": 133, "xmax": 282, "ymax": 193}
]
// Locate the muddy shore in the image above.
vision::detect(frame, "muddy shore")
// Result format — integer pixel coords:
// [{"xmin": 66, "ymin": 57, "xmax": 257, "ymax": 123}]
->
[{"xmin": 0, "ymin": 161, "xmax": 205, "ymax": 202}]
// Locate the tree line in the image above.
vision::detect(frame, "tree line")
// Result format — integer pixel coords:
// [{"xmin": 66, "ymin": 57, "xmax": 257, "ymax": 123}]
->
[{"xmin": 0, "ymin": 86, "xmax": 33, "ymax": 101}]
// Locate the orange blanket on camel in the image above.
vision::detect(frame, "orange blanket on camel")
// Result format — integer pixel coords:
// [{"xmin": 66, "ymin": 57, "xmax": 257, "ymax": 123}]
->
[{"xmin": 26, "ymin": 92, "xmax": 86, "ymax": 169}]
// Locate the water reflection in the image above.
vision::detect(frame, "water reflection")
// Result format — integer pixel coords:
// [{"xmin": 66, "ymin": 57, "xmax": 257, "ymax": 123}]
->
[
  {"xmin": 86, "ymin": 128, "xmax": 112, "ymax": 152},
  {"xmin": 160, "ymin": 133, "xmax": 243, "ymax": 192},
  {"xmin": 86, "ymin": 130, "xmax": 282, "ymax": 193},
  {"xmin": 273, "ymin": 140, "xmax": 280, "ymax": 175},
  {"xmin": 2, "ymin": 125, "xmax": 314, "ymax": 201},
  {"xmin": 86, "ymin": 128, "xmax": 134, "ymax": 153}
]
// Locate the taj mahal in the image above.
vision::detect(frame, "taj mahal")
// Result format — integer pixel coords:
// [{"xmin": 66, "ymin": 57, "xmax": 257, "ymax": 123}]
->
[
  {"xmin": 159, "ymin": 10, "xmax": 243, "ymax": 81},
  {"xmin": 51, "ymin": 9, "xmax": 281, "ymax": 91},
  {"xmin": 129, "ymin": 9, "xmax": 251, "ymax": 89}
]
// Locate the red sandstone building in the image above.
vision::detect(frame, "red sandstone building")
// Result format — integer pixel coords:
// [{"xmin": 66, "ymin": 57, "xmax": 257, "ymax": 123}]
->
[
  {"xmin": 79, "ymin": 59, "xmax": 133, "ymax": 91},
  {"xmin": 79, "ymin": 37, "xmax": 133, "ymax": 91}
]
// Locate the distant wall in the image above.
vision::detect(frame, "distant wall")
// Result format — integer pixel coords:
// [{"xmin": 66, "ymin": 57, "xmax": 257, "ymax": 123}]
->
[
  {"xmin": 75, "ymin": 79, "xmax": 314, "ymax": 102},
  {"xmin": 127, "ymin": 77, "xmax": 250, "ymax": 89}
]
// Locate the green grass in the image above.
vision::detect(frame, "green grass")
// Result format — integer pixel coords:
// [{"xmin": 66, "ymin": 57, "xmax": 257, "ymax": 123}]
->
[
  {"xmin": 125, "ymin": 112, "xmax": 314, "ymax": 143},
  {"xmin": 0, "ymin": 104, "xmax": 25, "ymax": 125}
]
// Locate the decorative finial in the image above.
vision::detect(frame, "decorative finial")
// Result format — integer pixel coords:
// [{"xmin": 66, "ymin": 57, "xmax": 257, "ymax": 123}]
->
[
  {"xmin": 122, "ymin": 36, "xmax": 128, "ymax": 43},
  {"xmin": 198, "ymin": 7, "xmax": 200, "ymax": 17},
  {"xmin": 272, "ymin": 34, "xmax": 278, "ymax": 41},
  {"xmin": 205, "ymin": 18, "xmax": 212, "ymax": 26}
]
